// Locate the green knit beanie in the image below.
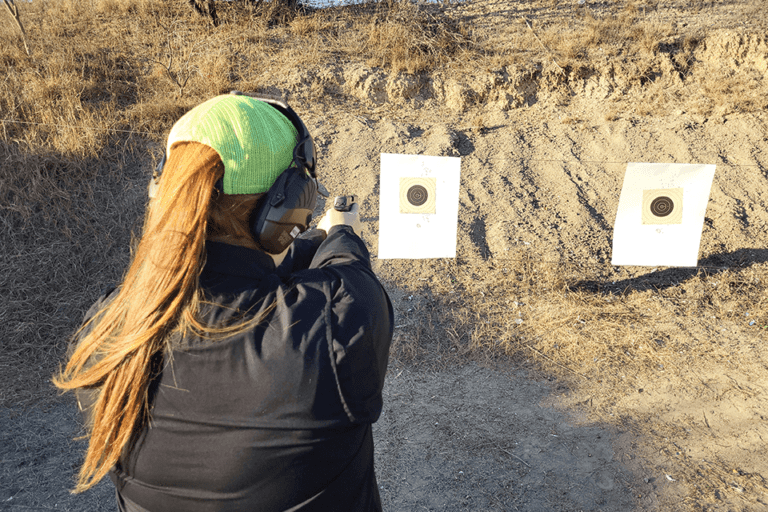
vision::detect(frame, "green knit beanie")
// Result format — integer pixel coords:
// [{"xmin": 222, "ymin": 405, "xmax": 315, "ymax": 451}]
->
[{"xmin": 166, "ymin": 95, "xmax": 298, "ymax": 194}]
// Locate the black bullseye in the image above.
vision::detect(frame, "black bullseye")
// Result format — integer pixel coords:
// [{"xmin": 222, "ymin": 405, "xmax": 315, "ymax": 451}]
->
[
  {"xmin": 650, "ymin": 196, "xmax": 674, "ymax": 217},
  {"xmin": 407, "ymin": 185, "xmax": 428, "ymax": 206}
]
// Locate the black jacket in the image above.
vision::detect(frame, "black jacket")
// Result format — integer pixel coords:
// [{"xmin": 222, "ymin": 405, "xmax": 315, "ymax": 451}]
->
[{"xmin": 75, "ymin": 226, "xmax": 393, "ymax": 512}]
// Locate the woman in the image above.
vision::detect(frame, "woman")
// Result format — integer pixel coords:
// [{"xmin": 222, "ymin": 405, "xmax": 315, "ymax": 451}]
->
[{"xmin": 54, "ymin": 94, "xmax": 394, "ymax": 511}]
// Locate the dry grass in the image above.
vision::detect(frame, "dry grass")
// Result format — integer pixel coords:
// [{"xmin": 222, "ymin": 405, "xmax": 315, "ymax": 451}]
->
[
  {"xmin": 0, "ymin": 0, "xmax": 763, "ymax": 364},
  {"xmin": 391, "ymin": 253, "xmax": 768, "ymax": 382},
  {"xmin": 0, "ymin": 0, "xmax": 766, "ymax": 435},
  {"xmin": 2, "ymin": 1, "xmax": 767, "ymax": 508},
  {"xmin": 0, "ymin": 0, "xmax": 477, "ymax": 406},
  {"xmin": 538, "ymin": 5, "xmax": 675, "ymax": 64},
  {"xmin": 361, "ymin": 1, "xmax": 471, "ymax": 73},
  {"xmin": 0, "ymin": 139, "xmax": 147, "ymax": 408},
  {"xmin": 0, "ymin": 0, "xmax": 764, "ymax": 380},
  {"xmin": 1, "ymin": 0, "xmax": 765, "ymax": 145}
]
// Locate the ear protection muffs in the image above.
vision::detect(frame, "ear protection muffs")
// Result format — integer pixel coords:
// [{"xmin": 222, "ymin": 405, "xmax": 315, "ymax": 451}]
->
[
  {"xmin": 150, "ymin": 92, "xmax": 325, "ymax": 254},
  {"xmin": 249, "ymin": 163, "xmax": 319, "ymax": 254},
  {"xmin": 236, "ymin": 93, "xmax": 320, "ymax": 254}
]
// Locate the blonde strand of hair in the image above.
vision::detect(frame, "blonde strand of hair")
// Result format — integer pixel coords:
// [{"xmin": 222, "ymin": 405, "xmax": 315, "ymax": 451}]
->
[{"xmin": 54, "ymin": 142, "xmax": 223, "ymax": 493}]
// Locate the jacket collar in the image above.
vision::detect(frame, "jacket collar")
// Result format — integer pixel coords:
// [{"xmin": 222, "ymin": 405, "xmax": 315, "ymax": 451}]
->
[{"xmin": 203, "ymin": 241, "xmax": 276, "ymax": 279}]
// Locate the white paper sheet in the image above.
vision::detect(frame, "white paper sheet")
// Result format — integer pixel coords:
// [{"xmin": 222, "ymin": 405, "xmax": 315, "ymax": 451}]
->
[
  {"xmin": 612, "ymin": 162, "xmax": 716, "ymax": 267},
  {"xmin": 378, "ymin": 153, "xmax": 461, "ymax": 259}
]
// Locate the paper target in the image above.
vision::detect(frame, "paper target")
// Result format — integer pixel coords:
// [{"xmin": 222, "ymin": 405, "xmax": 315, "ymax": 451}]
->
[
  {"xmin": 400, "ymin": 177, "xmax": 437, "ymax": 214},
  {"xmin": 642, "ymin": 188, "xmax": 683, "ymax": 225},
  {"xmin": 612, "ymin": 163, "xmax": 716, "ymax": 267},
  {"xmin": 379, "ymin": 153, "xmax": 461, "ymax": 259}
]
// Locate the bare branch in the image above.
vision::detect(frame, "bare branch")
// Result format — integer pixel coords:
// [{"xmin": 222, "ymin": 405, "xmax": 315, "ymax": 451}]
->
[
  {"xmin": 2, "ymin": 0, "xmax": 31, "ymax": 56},
  {"xmin": 147, "ymin": 25, "xmax": 204, "ymax": 98}
]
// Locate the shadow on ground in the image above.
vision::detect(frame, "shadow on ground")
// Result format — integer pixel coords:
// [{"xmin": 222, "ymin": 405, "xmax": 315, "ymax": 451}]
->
[{"xmin": 572, "ymin": 248, "xmax": 768, "ymax": 295}]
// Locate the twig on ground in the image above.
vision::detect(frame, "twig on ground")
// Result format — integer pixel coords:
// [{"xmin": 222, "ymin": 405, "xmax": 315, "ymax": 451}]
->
[{"xmin": 497, "ymin": 445, "xmax": 531, "ymax": 467}]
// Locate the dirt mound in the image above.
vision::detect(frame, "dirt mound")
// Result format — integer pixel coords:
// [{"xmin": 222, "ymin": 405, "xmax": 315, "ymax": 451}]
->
[
  {"xmin": 697, "ymin": 31, "xmax": 768, "ymax": 72},
  {"xmin": 278, "ymin": 27, "xmax": 768, "ymax": 118}
]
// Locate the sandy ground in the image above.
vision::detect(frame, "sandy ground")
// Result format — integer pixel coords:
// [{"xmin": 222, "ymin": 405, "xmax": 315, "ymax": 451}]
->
[
  {"xmin": 2, "ymin": 362, "xmax": 641, "ymax": 511},
  {"xmin": 2, "ymin": 1, "xmax": 768, "ymax": 510}
]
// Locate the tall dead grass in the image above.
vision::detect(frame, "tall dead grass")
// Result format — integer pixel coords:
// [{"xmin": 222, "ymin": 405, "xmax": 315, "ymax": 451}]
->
[
  {"xmin": 541, "ymin": 6, "xmax": 676, "ymax": 63},
  {"xmin": 361, "ymin": 1, "xmax": 471, "ymax": 73}
]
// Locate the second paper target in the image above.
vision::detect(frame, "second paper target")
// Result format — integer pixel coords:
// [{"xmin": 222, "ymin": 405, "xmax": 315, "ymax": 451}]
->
[{"xmin": 612, "ymin": 162, "xmax": 716, "ymax": 267}]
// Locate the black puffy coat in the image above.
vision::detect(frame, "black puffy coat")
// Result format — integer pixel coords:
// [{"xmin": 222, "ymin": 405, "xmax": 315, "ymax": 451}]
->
[{"xmin": 75, "ymin": 226, "xmax": 394, "ymax": 512}]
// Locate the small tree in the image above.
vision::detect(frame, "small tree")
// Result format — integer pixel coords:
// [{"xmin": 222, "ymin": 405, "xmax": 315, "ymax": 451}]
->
[
  {"xmin": 2, "ymin": 0, "xmax": 30, "ymax": 56},
  {"xmin": 187, "ymin": 0, "xmax": 301, "ymax": 27},
  {"xmin": 189, "ymin": 0, "xmax": 219, "ymax": 27}
]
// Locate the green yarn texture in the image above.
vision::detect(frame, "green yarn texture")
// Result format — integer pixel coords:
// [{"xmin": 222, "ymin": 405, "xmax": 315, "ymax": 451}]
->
[{"xmin": 167, "ymin": 95, "xmax": 298, "ymax": 194}]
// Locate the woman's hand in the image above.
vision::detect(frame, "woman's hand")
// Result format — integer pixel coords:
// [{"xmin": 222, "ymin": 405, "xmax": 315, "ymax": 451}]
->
[{"xmin": 317, "ymin": 203, "xmax": 362, "ymax": 236}]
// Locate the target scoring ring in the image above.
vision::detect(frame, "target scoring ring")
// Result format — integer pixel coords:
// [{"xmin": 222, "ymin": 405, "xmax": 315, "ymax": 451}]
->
[
  {"xmin": 407, "ymin": 185, "xmax": 429, "ymax": 206},
  {"xmin": 650, "ymin": 196, "xmax": 674, "ymax": 217}
]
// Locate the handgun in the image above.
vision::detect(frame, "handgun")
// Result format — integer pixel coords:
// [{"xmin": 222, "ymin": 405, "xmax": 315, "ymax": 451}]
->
[{"xmin": 333, "ymin": 195, "xmax": 356, "ymax": 212}]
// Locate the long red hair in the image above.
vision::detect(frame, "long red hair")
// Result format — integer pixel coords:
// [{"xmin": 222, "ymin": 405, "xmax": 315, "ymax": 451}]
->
[{"xmin": 54, "ymin": 141, "xmax": 264, "ymax": 492}]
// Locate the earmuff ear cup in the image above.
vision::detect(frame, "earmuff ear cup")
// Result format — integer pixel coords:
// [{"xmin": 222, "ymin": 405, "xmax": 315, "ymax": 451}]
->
[{"xmin": 250, "ymin": 167, "xmax": 318, "ymax": 254}]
